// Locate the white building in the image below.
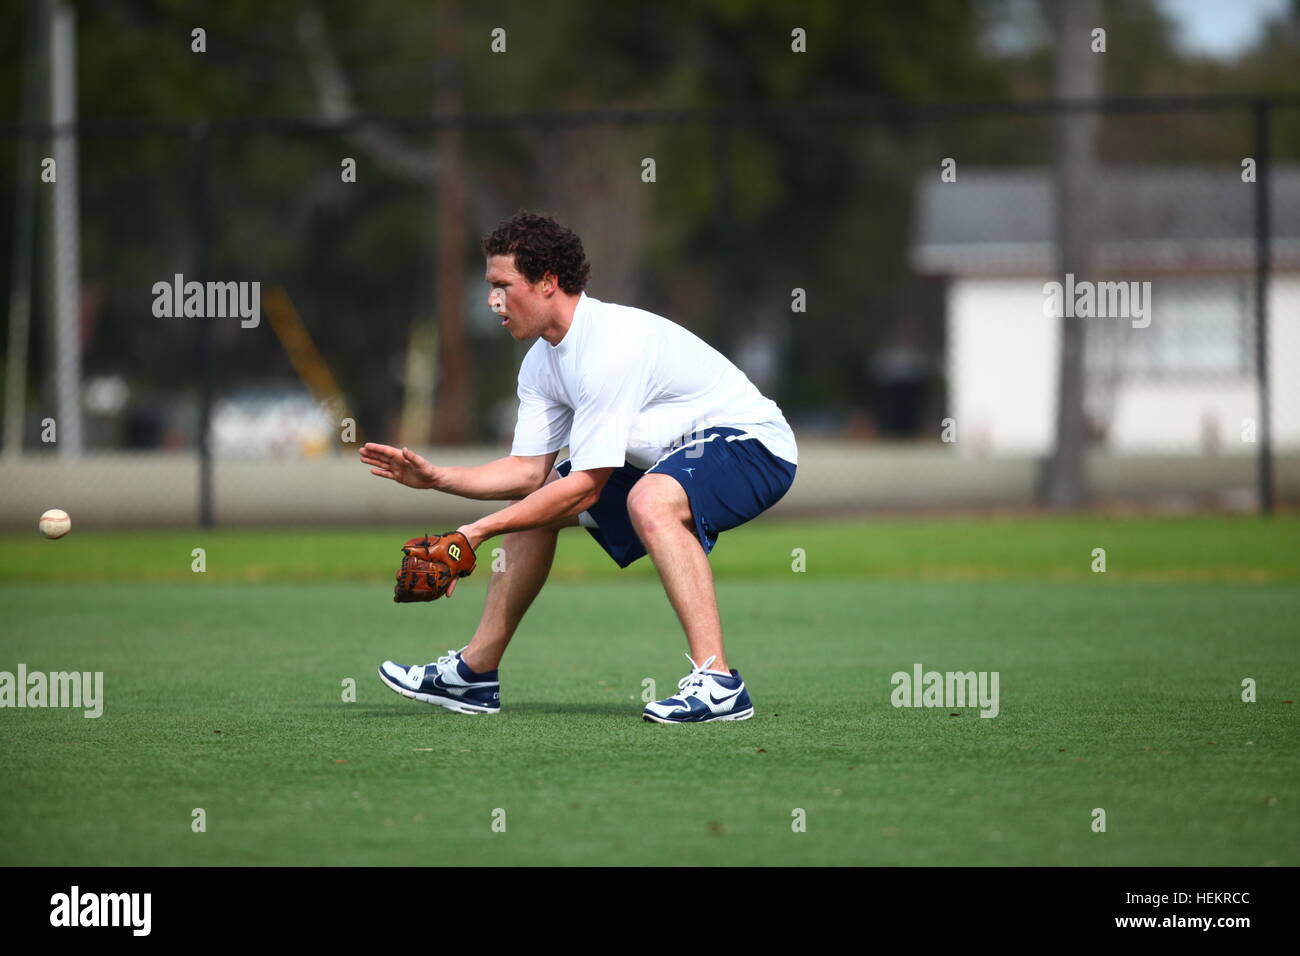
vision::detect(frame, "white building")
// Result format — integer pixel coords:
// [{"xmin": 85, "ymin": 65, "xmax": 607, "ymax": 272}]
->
[{"xmin": 911, "ymin": 167, "xmax": 1300, "ymax": 457}]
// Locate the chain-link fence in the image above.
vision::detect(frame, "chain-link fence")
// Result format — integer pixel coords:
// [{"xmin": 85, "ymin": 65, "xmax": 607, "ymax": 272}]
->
[{"xmin": 2, "ymin": 96, "xmax": 1297, "ymax": 525}]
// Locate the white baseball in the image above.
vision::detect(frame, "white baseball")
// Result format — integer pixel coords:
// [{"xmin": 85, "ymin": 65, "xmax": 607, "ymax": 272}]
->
[{"xmin": 39, "ymin": 509, "xmax": 72, "ymax": 539}]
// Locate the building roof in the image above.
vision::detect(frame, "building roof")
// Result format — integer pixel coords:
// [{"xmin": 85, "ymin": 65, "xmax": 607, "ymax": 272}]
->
[{"xmin": 911, "ymin": 165, "xmax": 1300, "ymax": 276}]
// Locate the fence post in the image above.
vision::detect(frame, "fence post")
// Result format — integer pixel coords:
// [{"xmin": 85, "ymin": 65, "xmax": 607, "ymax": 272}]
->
[
  {"xmin": 1253, "ymin": 99, "xmax": 1273, "ymax": 515},
  {"xmin": 48, "ymin": 1, "xmax": 83, "ymax": 459},
  {"xmin": 192, "ymin": 121, "xmax": 215, "ymax": 528}
]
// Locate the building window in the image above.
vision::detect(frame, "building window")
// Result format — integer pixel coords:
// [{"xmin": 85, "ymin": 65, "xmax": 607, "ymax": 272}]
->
[{"xmin": 1087, "ymin": 276, "xmax": 1254, "ymax": 380}]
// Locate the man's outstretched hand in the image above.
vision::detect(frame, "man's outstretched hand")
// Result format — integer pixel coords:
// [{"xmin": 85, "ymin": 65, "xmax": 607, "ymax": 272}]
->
[{"xmin": 360, "ymin": 443, "xmax": 440, "ymax": 490}]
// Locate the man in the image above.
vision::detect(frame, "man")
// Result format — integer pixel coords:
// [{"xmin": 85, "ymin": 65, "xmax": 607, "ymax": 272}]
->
[{"xmin": 360, "ymin": 212, "xmax": 797, "ymax": 723}]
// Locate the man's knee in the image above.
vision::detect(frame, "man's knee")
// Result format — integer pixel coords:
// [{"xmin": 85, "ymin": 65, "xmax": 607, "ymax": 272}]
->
[{"xmin": 627, "ymin": 475, "xmax": 692, "ymax": 533}]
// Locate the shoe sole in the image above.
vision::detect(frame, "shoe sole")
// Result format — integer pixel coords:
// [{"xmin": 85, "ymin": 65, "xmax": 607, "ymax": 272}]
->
[
  {"xmin": 642, "ymin": 707, "xmax": 754, "ymax": 724},
  {"xmin": 377, "ymin": 667, "xmax": 499, "ymax": 715}
]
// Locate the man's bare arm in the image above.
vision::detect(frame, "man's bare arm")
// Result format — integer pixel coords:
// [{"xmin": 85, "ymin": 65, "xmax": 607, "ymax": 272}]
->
[
  {"xmin": 434, "ymin": 452, "xmax": 559, "ymax": 500},
  {"xmin": 360, "ymin": 443, "xmax": 556, "ymax": 500},
  {"xmin": 458, "ymin": 467, "xmax": 614, "ymax": 548}
]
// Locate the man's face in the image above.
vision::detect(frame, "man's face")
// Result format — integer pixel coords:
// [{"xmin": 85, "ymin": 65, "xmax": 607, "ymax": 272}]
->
[{"xmin": 485, "ymin": 254, "xmax": 553, "ymax": 340}]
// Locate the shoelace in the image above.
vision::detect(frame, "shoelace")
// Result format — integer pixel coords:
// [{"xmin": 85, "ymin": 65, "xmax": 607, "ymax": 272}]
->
[
  {"xmin": 408, "ymin": 650, "xmax": 460, "ymax": 686},
  {"xmin": 674, "ymin": 653, "xmax": 718, "ymax": 698}
]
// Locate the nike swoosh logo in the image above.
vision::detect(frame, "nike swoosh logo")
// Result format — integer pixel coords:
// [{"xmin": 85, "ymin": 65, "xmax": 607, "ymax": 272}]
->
[
  {"xmin": 710, "ymin": 689, "xmax": 742, "ymax": 705},
  {"xmin": 430, "ymin": 673, "xmax": 470, "ymax": 697},
  {"xmin": 431, "ymin": 672, "xmax": 500, "ymax": 696}
]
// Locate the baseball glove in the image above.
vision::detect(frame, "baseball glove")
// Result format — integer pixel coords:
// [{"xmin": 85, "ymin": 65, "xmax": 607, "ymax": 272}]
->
[{"xmin": 394, "ymin": 531, "xmax": 477, "ymax": 603}]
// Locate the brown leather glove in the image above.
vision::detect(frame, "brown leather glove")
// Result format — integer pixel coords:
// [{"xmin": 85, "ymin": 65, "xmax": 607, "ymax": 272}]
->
[{"xmin": 394, "ymin": 531, "xmax": 477, "ymax": 602}]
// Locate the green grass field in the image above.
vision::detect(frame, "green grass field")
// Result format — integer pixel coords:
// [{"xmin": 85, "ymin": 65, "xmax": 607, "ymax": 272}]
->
[{"xmin": 2, "ymin": 514, "xmax": 1297, "ymax": 865}]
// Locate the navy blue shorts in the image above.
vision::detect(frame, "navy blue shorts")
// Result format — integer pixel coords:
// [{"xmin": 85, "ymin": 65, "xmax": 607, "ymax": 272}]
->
[{"xmin": 555, "ymin": 425, "xmax": 796, "ymax": 568}]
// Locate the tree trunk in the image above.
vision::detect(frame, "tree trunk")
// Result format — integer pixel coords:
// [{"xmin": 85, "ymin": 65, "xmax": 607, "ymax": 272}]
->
[{"xmin": 1045, "ymin": 0, "xmax": 1101, "ymax": 509}]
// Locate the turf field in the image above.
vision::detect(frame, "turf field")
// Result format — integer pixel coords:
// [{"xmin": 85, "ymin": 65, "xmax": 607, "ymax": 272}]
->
[{"xmin": 1, "ymin": 514, "xmax": 1297, "ymax": 865}]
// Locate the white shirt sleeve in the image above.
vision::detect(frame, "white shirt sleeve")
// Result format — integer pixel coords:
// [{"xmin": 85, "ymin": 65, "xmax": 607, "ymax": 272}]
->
[
  {"xmin": 510, "ymin": 366, "xmax": 572, "ymax": 458},
  {"xmin": 566, "ymin": 347, "xmax": 654, "ymax": 471}
]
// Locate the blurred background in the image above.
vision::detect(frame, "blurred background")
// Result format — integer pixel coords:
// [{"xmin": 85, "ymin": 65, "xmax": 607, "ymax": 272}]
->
[{"xmin": 1, "ymin": 0, "xmax": 1298, "ymax": 527}]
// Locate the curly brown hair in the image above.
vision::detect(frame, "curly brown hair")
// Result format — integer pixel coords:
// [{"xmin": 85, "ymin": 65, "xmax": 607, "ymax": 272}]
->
[{"xmin": 480, "ymin": 212, "xmax": 591, "ymax": 294}]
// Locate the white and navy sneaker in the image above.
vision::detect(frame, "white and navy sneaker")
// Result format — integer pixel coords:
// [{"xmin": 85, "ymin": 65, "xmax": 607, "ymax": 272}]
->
[
  {"xmin": 643, "ymin": 654, "xmax": 753, "ymax": 723},
  {"xmin": 378, "ymin": 648, "xmax": 500, "ymax": 715}
]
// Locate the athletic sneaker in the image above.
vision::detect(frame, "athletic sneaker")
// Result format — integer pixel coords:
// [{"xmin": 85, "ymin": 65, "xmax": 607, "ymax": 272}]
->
[
  {"xmin": 643, "ymin": 653, "xmax": 753, "ymax": 723},
  {"xmin": 377, "ymin": 648, "xmax": 500, "ymax": 715}
]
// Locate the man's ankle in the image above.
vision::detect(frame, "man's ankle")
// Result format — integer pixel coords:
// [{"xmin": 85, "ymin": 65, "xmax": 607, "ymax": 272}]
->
[{"xmin": 459, "ymin": 647, "xmax": 499, "ymax": 675}]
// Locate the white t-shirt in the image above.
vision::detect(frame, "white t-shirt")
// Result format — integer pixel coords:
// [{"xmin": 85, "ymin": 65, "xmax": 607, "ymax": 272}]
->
[{"xmin": 510, "ymin": 292, "xmax": 798, "ymax": 472}]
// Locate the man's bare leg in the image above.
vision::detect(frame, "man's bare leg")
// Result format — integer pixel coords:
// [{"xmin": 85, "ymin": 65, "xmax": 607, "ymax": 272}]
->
[
  {"xmin": 626, "ymin": 474, "xmax": 728, "ymax": 672},
  {"xmin": 460, "ymin": 468, "xmax": 577, "ymax": 673}
]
